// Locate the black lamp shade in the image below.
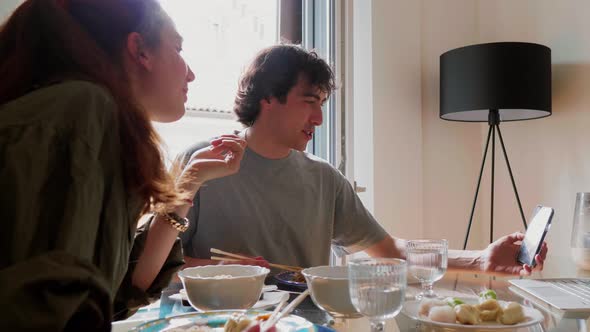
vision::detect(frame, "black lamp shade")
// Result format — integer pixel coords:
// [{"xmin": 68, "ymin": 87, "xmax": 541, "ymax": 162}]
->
[{"xmin": 440, "ymin": 42, "xmax": 551, "ymax": 122}]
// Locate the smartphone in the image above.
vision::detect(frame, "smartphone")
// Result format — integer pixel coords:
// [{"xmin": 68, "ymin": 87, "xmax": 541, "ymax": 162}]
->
[{"xmin": 517, "ymin": 205, "xmax": 554, "ymax": 267}]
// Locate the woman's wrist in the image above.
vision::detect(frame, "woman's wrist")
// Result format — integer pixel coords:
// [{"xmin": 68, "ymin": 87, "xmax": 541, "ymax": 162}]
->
[
  {"xmin": 173, "ymin": 202, "xmax": 192, "ymax": 219},
  {"xmin": 155, "ymin": 211, "xmax": 190, "ymax": 232},
  {"xmin": 178, "ymin": 182, "xmax": 201, "ymax": 197}
]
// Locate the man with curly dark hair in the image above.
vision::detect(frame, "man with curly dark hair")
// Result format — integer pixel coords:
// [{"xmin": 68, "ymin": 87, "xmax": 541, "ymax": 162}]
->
[
  {"xmin": 179, "ymin": 45, "xmax": 383, "ymax": 270},
  {"xmin": 178, "ymin": 44, "xmax": 547, "ymax": 276}
]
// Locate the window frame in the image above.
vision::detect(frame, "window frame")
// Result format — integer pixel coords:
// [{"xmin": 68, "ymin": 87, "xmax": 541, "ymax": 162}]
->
[{"xmin": 302, "ymin": 0, "xmax": 341, "ymax": 168}]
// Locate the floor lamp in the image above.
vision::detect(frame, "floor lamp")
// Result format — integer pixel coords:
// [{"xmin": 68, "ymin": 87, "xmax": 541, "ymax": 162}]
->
[{"xmin": 439, "ymin": 42, "xmax": 552, "ymax": 249}]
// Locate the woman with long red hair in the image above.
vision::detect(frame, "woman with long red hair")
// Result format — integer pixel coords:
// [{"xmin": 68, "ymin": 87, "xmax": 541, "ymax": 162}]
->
[{"xmin": 0, "ymin": 0, "xmax": 245, "ymax": 330}]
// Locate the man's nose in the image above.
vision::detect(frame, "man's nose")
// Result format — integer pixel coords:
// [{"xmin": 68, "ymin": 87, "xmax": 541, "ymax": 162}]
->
[{"xmin": 311, "ymin": 105, "xmax": 323, "ymax": 126}]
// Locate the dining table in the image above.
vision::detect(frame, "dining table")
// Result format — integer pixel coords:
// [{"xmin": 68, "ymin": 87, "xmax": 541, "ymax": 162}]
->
[
  {"xmin": 391, "ymin": 253, "xmax": 590, "ymax": 332},
  {"xmin": 113, "ymin": 253, "xmax": 590, "ymax": 332}
]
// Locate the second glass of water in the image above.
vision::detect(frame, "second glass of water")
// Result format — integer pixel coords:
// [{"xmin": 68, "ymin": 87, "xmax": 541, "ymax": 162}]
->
[
  {"xmin": 348, "ymin": 258, "xmax": 407, "ymax": 332},
  {"xmin": 407, "ymin": 239, "xmax": 448, "ymax": 299}
]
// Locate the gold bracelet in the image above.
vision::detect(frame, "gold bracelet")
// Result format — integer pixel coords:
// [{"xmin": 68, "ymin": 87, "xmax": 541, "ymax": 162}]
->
[{"xmin": 158, "ymin": 212, "xmax": 190, "ymax": 232}]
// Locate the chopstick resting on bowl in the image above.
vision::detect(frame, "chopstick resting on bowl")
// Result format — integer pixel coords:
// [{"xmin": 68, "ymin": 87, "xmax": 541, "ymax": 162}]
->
[{"xmin": 210, "ymin": 248, "xmax": 303, "ymax": 272}]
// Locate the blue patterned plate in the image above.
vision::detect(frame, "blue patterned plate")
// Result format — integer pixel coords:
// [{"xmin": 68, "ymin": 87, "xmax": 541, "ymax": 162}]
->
[
  {"xmin": 129, "ymin": 309, "xmax": 318, "ymax": 331},
  {"xmin": 274, "ymin": 271, "xmax": 307, "ymax": 291}
]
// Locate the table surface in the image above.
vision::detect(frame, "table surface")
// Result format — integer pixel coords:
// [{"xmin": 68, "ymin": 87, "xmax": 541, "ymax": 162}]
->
[
  {"xmin": 391, "ymin": 254, "xmax": 590, "ymax": 332},
  {"xmin": 113, "ymin": 255, "xmax": 590, "ymax": 332}
]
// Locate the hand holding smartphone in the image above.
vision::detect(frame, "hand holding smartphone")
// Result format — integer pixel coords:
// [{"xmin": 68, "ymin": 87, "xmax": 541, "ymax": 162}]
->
[{"xmin": 517, "ymin": 205, "xmax": 554, "ymax": 267}]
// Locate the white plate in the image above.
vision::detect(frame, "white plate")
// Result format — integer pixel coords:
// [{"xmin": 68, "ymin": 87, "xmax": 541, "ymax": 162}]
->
[
  {"xmin": 129, "ymin": 310, "xmax": 316, "ymax": 331},
  {"xmin": 174, "ymin": 289, "xmax": 288, "ymax": 310},
  {"xmin": 402, "ymin": 298, "xmax": 544, "ymax": 331},
  {"xmin": 253, "ymin": 291, "xmax": 289, "ymax": 309}
]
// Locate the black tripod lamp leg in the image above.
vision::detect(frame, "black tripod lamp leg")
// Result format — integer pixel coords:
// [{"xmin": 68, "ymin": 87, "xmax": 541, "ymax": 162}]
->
[
  {"xmin": 464, "ymin": 124, "xmax": 494, "ymax": 250},
  {"xmin": 491, "ymin": 125, "xmax": 496, "ymax": 244},
  {"xmin": 496, "ymin": 125, "xmax": 528, "ymax": 230}
]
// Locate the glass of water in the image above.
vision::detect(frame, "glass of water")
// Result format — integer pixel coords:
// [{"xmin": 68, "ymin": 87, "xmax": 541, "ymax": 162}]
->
[
  {"xmin": 348, "ymin": 258, "xmax": 407, "ymax": 332},
  {"xmin": 407, "ymin": 239, "xmax": 448, "ymax": 299},
  {"xmin": 571, "ymin": 192, "xmax": 590, "ymax": 270}
]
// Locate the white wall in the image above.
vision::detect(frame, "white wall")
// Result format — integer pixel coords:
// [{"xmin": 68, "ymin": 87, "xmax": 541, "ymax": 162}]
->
[
  {"xmin": 0, "ymin": 0, "xmax": 21, "ymax": 21},
  {"xmin": 364, "ymin": 0, "xmax": 482, "ymax": 245},
  {"xmin": 475, "ymin": 0, "xmax": 590, "ymax": 261},
  {"xmin": 362, "ymin": 0, "xmax": 590, "ymax": 260},
  {"xmin": 352, "ymin": 0, "xmax": 375, "ymax": 213},
  {"xmin": 420, "ymin": 1, "xmax": 486, "ymax": 249},
  {"xmin": 368, "ymin": 0, "xmax": 424, "ymax": 240}
]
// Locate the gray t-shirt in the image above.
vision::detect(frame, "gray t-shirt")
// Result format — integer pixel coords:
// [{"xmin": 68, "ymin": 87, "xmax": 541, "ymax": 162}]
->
[{"xmin": 180, "ymin": 142, "xmax": 387, "ymax": 268}]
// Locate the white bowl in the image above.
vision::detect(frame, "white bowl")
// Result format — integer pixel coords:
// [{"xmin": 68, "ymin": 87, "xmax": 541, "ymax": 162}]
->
[
  {"xmin": 178, "ymin": 265, "xmax": 269, "ymax": 311},
  {"xmin": 301, "ymin": 266, "xmax": 362, "ymax": 319}
]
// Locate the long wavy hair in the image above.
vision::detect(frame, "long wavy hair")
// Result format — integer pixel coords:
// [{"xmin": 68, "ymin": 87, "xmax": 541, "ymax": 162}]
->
[{"xmin": 0, "ymin": 0, "xmax": 181, "ymax": 213}]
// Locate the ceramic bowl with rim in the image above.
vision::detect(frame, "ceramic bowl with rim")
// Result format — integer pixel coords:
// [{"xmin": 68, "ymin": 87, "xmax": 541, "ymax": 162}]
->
[
  {"xmin": 301, "ymin": 266, "xmax": 362, "ymax": 319},
  {"xmin": 178, "ymin": 265, "xmax": 270, "ymax": 311}
]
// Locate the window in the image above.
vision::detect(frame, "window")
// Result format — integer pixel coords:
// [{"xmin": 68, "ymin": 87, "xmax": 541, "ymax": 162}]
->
[
  {"xmin": 160, "ymin": 0, "xmax": 344, "ymax": 264},
  {"xmin": 155, "ymin": 0, "xmax": 338, "ymax": 166},
  {"xmin": 155, "ymin": 0, "xmax": 279, "ymax": 158},
  {"xmin": 302, "ymin": 0, "xmax": 337, "ymax": 166}
]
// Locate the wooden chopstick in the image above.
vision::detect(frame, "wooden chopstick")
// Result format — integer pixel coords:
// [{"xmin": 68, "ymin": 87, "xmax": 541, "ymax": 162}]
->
[
  {"xmin": 211, "ymin": 256, "xmax": 240, "ymax": 262},
  {"xmin": 210, "ymin": 248, "xmax": 303, "ymax": 272},
  {"xmin": 269, "ymin": 264, "xmax": 302, "ymax": 273},
  {"xmin": 210, "ymin": 248, "xmax": 251, "ymax": 260},
  {"xmin": 210, "ymin": 255, "xmax": 302, "ymax": 272}
]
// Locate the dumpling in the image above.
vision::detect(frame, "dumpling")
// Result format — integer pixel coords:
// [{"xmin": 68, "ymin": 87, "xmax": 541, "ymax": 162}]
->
[
  {"xmin": 419, "ymin": 299, "xmax": 447, "ymax": 316},
  {"xmin": 224, "ymin": 314, "xmax": 254, "ymax": 332},
  {"xmin": 224, "ymin": 319, "xmax": 238, "ymax": 332},
  {"xmin": 428, "ymin": 305, "xmax": 456, "ymax": 323},
  {"xmin": 500, "ymin": 302, "xmax": 525, "ymax": 325},
  {"xmin": 477, "ymin": 299, "xmax": 501, "ymax": 311},
  {"xmin": 236, "ymin": 319, "xmax": 253, "ymax": 331},
  {"xmin": 476, "ymin": 299, "xmax": 502, "ymax": 322},
  {"xmin": 455, "ymin": 304, "xmax": 480, "ymax": 325}
]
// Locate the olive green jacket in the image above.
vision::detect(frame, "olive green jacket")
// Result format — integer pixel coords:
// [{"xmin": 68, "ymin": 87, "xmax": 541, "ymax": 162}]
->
[{"xmin": 0, "ymin": 81, "xmax": 184, "ymax": 331}]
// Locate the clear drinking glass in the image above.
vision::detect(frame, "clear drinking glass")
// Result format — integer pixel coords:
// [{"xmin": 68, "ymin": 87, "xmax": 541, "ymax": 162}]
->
[
  {"xmin": 406, "ymin": 239, "xmax": 448, "ymax": 299},
  {"xmin": 571, "ymin": 192, "xmax": 590, "ymax": 270},
  {"xmin": 348, "ymin": 258, "xmax": 407, "ymax": 332}
]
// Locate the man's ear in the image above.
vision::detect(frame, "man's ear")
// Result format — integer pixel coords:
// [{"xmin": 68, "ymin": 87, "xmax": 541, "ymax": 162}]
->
[
  {"xmin": 259, "ymin": 97, "xmax": 273, "ymax": 113},
  {"xmin": 126, "ymin": 32, "xmax": 153, "ymax": 71}
]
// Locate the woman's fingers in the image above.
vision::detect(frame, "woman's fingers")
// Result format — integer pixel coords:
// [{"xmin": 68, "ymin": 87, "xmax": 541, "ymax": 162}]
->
[
  {"xmin": 191, "ymin": 138, "xmax": 246, "ymax": 161},
  {"xmin": 210, "ymin": 136, "xmax": 246, "ymax": 148}
]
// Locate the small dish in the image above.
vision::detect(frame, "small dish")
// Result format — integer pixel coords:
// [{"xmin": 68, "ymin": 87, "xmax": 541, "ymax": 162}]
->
[
  {"xmin": 178, "ymin": 265, "xmax": 269, "ymax": 311},
  {"xmin": 274, "ymin": 271, "xmax": 307, "ymax": 291},
  {"xmin": 174, "ymin": 289, "xmax": 288, "ymax": 310},
  {"xmin": 129, "ymin": 309, "xmax": 316, "ymax": 331},
  {"xmin": 402, "ymin": 298, "xmax": 544, "ymax": 331},
  {"xmin": 301, "ymin": 266, "xmax": 362, "ymax": 319}
]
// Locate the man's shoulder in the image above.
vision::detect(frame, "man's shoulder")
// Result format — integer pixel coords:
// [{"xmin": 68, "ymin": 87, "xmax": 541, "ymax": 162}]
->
[
  {"xmin": 295, "ymin": 150, "xmax": 330, "ymax": 165},
  {"xmin": 293, "ymin": 151, "xmax": 344, "ymax": 177},
  {"xmin": 182, "ymin": 140, "xmax": 211, "ymax": 157},
  {"xmin": 179, "ymin": 130, "xmax": 242, "ymax": 161}
]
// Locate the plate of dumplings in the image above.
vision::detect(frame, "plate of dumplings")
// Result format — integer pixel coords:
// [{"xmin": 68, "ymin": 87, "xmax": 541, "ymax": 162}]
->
[{"xmin": 402, "ymin": 290, "xmax": 544, "ymax": 330}]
